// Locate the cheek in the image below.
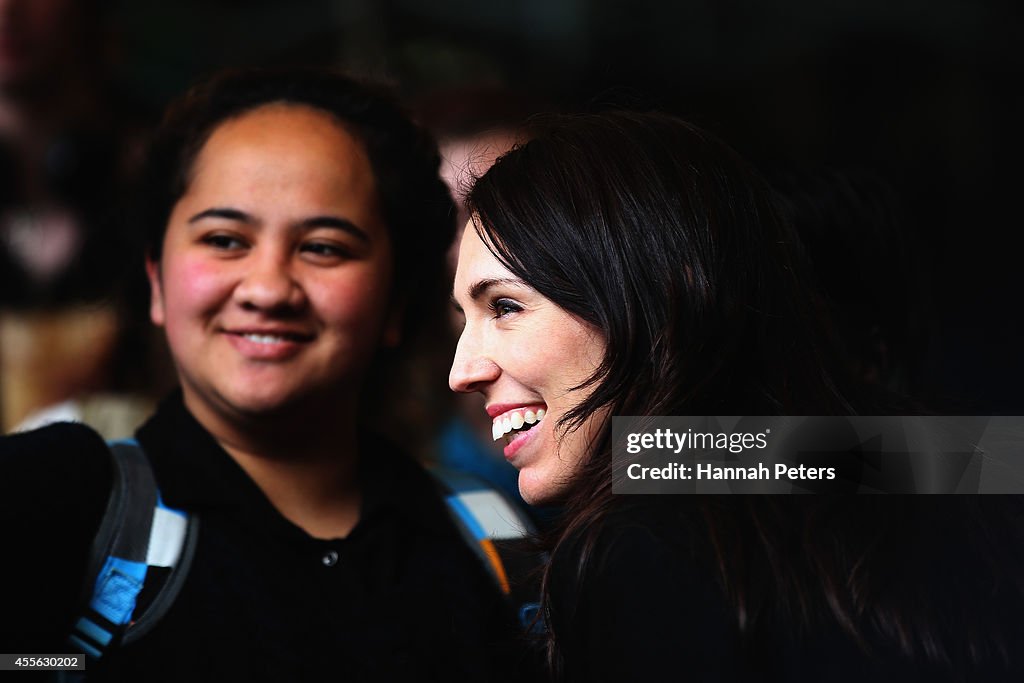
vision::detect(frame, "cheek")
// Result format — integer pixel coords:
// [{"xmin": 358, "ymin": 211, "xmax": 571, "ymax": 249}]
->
[
  {"xmin": 502, "ymin": 344, "xmax": 541, "ymax": 383},
  {"xmin": 160, "ymin": 257, "xmax": 230, "ymax": 323},
  {"xmin": 526, "ymin": 412, "xmax": 602, "ymax": 504},
  {"xmin": 309, "ymin": 267, "xmax": 392, "ymax": 328},
  {"xmin": 556, "ymin": 325, "xmax": 605, "ymax": 393},
  {"xmin": 520, "ymin": 443, "xmax": 579, "ymax": 505},
  {"xmin": 491, "ymin": 329, "xmax": 585, "ymax": 398}
]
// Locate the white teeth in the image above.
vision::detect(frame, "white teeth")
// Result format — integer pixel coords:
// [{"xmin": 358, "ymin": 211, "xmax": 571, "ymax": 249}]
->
[
  {"xmin": 536, "ymin": 408, "xmax": 546, "ymax": 420},
  {"xmin": 243, "ymin": 334, "xmax": 286, "ymax": 344},
  {"xmin": 491, "ymin": 407, "xmax": 547, "ymax": 441}
]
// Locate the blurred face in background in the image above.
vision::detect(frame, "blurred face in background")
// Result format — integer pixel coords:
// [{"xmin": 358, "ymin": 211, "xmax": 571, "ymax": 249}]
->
[
  {"xmin": 147, "ymin": 104, "xmax": 401, "ymax": 430},
  {"xmin": 0, "ymin": 0, "xmax": 91, "ymax": 89},
  {"xmin": 438, "ymin": 129, "xmax": 522, "ymax": 448},
  {"xmin": 439, "ymin": 129, "xmax": 521, "ymax": 253}
]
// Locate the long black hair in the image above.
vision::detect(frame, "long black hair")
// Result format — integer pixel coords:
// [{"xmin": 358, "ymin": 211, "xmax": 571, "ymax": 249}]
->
[
  {"xmin": 467, "ymin": 110, "xmax": 856, "ymax": 535},
  {"xmin": 466, "ymin": 111, "xmax": 1024, "ymax": 676}
]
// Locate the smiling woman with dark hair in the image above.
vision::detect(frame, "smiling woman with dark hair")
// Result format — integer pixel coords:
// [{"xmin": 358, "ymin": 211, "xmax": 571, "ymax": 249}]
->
[
  {"xmin": 449, "ymin": 110, "xmax": 1024, "ymax": 682},
  {"xmin": 0, "ymin": 68, "xmax": 529, "ymax": 682}
]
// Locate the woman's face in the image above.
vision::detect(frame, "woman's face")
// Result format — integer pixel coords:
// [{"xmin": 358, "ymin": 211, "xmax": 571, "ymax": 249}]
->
[
  {"xmin": 147, "ymin": 104, "xmax": 399, "ymax": 428},
  {"xmin": 449, "ymin": 224, "xmax": 606, "ymax": 504}
]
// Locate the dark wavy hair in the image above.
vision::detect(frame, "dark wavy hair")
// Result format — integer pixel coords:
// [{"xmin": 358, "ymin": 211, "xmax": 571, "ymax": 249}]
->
[
  {"xmin": 467, "ymin": 110, "xmax": 854, "ymax": 498},
  {"xmin": 137, "ymin": 67, "xmax": 455, "ymax": 337},
  {"xmin": 466, "ymin": 111, "xmax": 1024, "ymax": 676}
]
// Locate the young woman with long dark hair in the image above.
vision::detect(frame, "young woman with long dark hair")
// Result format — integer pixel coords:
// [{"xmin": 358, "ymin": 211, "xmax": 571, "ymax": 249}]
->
[{"xmin": 449, "ymin": 111, "xmax": 1024, "ymax": 681}]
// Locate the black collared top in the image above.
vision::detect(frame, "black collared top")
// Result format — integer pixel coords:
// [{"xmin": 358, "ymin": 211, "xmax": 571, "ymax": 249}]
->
[{"xmin": 0, "ymin": 392, "xmax": 534, "ymax": 682}]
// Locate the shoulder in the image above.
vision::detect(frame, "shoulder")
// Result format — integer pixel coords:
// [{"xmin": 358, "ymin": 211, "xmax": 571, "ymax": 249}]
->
[
  {"xmin": 359, "ymin": 432, "xmax": 491, "ymax": 576},
  {"xmin": 361, "ymin": 432, "xmax": 435, "ymax": 501},
  {"xmin": 0, "ymin": 422, "xmax": 114, "ymax": 650},
  {"xmin": 0, "ymin": 420, "xmax": 113, "ymax": 530},
  {"xmin": 551, "ymin": 499, "xmax": 711, "ymax": 609},
  {"xmin": 0, "ymin": 421, "xmax": 112, "ymax": 491},
  {"xmin": 548, "ymin": 499, "xmax": 743, "ymax": 682},
  {"xmin": 358, "ymin": 434, "xmax": 533, "ymax": 673}
]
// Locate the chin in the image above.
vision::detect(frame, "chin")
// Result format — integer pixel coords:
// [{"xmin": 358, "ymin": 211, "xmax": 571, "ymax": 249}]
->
[
  {"xmin": 212, "ymin": 383, "xmax": 309, "ymax": 419},
  {"xmin": 517, "ymin": 470, "xmax": 566, "ymax": 506}
]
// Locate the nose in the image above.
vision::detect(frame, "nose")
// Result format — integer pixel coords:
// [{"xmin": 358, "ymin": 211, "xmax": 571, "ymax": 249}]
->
[
  {"xmin": 233, "ymin": 247, "xmax": 307, "ymax": 313},
  {"xmin": 449, "ymin": 326, "xmax": 500, "ymax": 393}
]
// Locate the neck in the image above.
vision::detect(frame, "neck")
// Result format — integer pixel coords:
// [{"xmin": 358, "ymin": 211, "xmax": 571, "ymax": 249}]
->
[
  {"xmin": 226, "ymin": 440, "xmax": 362, "ymax": 540},
  {"xmin": 186, "ymin": 392, "xmax": 364, "ymax": 539}
]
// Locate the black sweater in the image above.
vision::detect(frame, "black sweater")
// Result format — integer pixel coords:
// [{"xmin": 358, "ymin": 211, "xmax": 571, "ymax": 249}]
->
[
  {"xmin": 0, "ymin": 393, "xmax": 535, "ymax": 681},
  {"xmin": 548, "ymin": 496, "xmax": 1024, "ymax": 682}
]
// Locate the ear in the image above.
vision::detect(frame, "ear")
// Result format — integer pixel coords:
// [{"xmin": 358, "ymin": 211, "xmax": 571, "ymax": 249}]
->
[
  {"xmin": 145, "ymin": 256, "xmax": 166, "ymax": 327},
  {"xmin": 381, "ymin": 297, "xmax": 404, "ymax": 348}
]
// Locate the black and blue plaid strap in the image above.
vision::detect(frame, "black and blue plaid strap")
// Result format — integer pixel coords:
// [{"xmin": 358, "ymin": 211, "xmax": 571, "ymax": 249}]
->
[{"xmin": 68, "ymin": 439, "xmax": 198, "ymax": 660}]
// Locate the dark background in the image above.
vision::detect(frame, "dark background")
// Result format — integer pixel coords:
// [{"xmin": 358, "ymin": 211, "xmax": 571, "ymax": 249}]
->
[{"xmin": 108, "ymin": 0, "xmax": 1023, "ymax": 411}]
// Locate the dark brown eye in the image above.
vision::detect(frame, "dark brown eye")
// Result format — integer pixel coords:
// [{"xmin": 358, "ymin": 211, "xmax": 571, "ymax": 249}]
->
[
  {"xmin": 300, "ymin": 242, "xmax": 351, "ymax": 259},
  {"xmin": 490, "ymin": 298, "xmax": 523, "ymax": 319},
  {"xmin": 202, "ymin": 233, "xmax": 246, "ymax": 250}
]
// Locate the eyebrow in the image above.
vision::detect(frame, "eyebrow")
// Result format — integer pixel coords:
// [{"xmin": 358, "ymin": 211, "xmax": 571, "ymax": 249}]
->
[
  {"xmin": 450, "ymin": 277, "xmax": 528, "ymax": 307},
  {"xmin": 189, "ymin": 207, "xmax": 251, "ymax": 224},
  {"xmin": 188, "ymin": 208, "xmax": 369, "ymax": 242}
]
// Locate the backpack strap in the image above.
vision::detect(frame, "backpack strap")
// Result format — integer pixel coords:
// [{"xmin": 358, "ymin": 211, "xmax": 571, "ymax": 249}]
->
[
  {"xmin": 430, "ymin": 467, "xmax": 546, "ymax": 631},
  {"xmin": 68, "ymin": 439, "xmax": 199, "ymax": 660}
]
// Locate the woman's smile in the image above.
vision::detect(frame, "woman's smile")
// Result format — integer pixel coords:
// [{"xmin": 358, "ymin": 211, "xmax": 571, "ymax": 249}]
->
[
  {"xmin": 487, "ymin": 404, "xmax": 548, "ymax": 458},
  {"xmin": 222, "ymin": 326, "xmax": 316, "ymax": 361}
]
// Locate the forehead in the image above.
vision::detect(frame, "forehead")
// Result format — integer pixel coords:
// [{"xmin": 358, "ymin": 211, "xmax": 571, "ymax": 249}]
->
[
  {"xmin": 191, "ymin": 103, "xmax": 374, "ymax": 189},
  {"xmin": 456, "ymin": 222, "xmax": 513, "ymax": 281},
  {"xmin": 209, "ymin": 102, "xmax": 355, "ymax": 140},
  {"xmin": 177, "ymin": 104, "xmax": 384, "ymax": 225}
]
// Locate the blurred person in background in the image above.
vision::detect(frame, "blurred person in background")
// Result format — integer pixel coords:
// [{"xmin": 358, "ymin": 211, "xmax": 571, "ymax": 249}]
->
[
  {"xmin": 0, "ymin": 0, "xmax": 163, "ymax": 436},
  {"xmin": 415, "ymin": 85, "xmax": 535, "ymax": 505}
]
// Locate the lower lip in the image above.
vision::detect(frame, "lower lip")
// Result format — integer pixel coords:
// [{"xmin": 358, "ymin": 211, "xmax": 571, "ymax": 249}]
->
[
  {"xmin": 225, "ymin": 333, "xmax": 309, "ymax": 360},
  {"xmin": 503, "ymin": 422, "xmax": 542, "ymax": 461}
]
